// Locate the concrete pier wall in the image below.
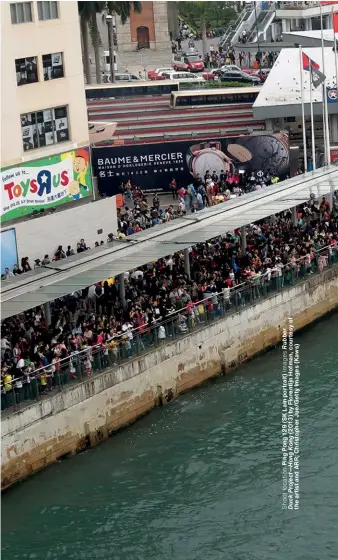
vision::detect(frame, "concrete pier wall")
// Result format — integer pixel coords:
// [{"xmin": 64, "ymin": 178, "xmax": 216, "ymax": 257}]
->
[{"xmin": 2, "ymin": 266, "xmax": 338, "ymax": 489}]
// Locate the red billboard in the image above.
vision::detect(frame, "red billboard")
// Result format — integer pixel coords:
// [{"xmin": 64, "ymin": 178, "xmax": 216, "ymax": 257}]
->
[{"xmin": 330, "ymin": 146, "xmax": 338, "ymax": 164}]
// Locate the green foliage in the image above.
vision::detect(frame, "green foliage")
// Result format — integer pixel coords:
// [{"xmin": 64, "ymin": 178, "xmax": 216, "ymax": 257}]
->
[
  {"xmin": 106, "ymin": 1, "xmax": 142, "ymax": 23},
  {"xmin": 78, "ymin": 1, "xmax": 142, "ymax": 25},
  {"xmin": 178, "ymin": 1, "xmax": 237, "ymax": 32}
]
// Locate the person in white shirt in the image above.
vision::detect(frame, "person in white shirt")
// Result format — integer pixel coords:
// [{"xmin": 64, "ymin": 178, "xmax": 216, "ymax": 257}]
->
[
  {"xmin": 131, "ymin": 269, "xmax": 144, "ymax": 280},
  {"xmin": 166, "ymin": 257, "xmax": 174, "ymax": 271},
  {"xmin": 1, "ymin": 336, "xmax": 11, "ymax": 359}
]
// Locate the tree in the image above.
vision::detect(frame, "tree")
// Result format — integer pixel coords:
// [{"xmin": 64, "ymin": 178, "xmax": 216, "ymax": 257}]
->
[
  {"xmin": 78, "ymin": 2, "xmax": 142, "ymax": 84},
  {"xmin": 178, "ymin": 1, "xmax": 237, "ymax": 56},
  {"xmin": 105, "ymin": 2, "xmax": 142, "ymax": 83},
  {"xmin": 79, "ymin": 9, "xmax": 92, "ymax": 84},
  {"xmin": 78, "ymin": 2, "xmax": 104, "ymax": 84}
]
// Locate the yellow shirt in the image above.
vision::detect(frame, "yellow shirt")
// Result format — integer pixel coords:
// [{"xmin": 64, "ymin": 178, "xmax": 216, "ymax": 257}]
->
[
  {"xmin": 101, "ymin": 277, "xmax": 115, "ymax": 286},
  {"xmin": 4, "ymin": 374, "xmax": 12, "ymax": 392}
]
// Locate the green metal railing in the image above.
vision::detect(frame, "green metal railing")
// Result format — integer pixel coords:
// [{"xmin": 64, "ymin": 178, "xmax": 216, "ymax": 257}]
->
[{"xmin": 2, "ymin": 244, "xmax": 338, "ymax": 413}]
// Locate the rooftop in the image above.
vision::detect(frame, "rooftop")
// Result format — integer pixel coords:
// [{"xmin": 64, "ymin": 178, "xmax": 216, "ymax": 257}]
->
[
  {"xmin": 253, "ymin": 47, "xmax": 337, "ymax": 119},
  {"xmin": 283, "ymin": 29, "xmax": 335, "ymax": 43},
  {"xmin": 1, "ymin": 165, "xmax": 337, "ymax": 320}
]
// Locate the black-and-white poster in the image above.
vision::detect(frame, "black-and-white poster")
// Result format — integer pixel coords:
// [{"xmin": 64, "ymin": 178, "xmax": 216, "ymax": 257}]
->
[{"xmin": 43, "ymin": 52, "xmax": 64, "ymax": 81}]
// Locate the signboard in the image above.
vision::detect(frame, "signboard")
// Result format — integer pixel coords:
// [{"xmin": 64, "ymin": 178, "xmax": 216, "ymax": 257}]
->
[
  {"xmin": 92, "ymin": 134, "xmax": 290, "ymax": 196},
  {"xmin": 330, "ymin": 146, "xmax": 338, "ymax": 164},
  {"xmin": 1, "ymin": 147, "xmax": 93, "ymax": 224},
  {"xmin": 327, "ymin": 88, "xmax": 338, "ymax": 104}
]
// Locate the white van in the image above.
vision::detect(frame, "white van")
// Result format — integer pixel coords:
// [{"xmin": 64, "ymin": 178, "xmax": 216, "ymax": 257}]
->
[
  {"xmin": 101, "ymin": 50, "xmax": 117, "ymax": 73},
  {"xmin": 161, "ymin": 71, "xmax": 205, "ymax": 84}
]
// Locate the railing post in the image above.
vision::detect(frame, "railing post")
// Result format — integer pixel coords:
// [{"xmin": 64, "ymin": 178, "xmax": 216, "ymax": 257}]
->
[
  {"xmin": 119, "ymin": 273, "xmax": 126, "ymax": 310},
  {"xmin": 184, "ymin": 248, "xmax": 191, "ymax": 279}
]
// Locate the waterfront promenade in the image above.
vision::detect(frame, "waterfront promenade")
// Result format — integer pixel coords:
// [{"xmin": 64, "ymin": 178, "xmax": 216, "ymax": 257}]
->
[{"xmin": 2, "ymin": 251, "xmax": 338, "ymax": 489}]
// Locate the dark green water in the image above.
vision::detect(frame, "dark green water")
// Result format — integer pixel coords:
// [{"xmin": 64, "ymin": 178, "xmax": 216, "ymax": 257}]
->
[{"xmin": 2, "ymin": 313, "xmax": 338, "ymax": 560}]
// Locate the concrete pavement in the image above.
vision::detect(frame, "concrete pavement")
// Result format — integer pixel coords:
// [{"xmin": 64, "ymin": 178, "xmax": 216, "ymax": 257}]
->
[{"xmin": 89, "ymin": 37, "xmax": 220, "ymax": 82}]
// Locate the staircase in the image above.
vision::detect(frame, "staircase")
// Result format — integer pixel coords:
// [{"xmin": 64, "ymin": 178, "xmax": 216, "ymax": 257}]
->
[
  {"xmin": 231, "ymin": 4, "xmax": 264, "ymax": 45},
  {"xmin": 248, "ymin": 7, "xmax": 276, "ymax": 42},
  {"xmin": 219, "ymin": 9, "xmax": 249, "ymax": 47}
]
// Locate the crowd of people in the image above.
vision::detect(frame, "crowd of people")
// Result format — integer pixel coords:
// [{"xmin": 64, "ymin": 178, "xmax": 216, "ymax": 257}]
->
[
  {"xmin": 1, "ymin": 191, "xmax": 183, "ymax": 281},
  {"xmin": 1, "ymin": 169, "xmax": 290, "ymax": 283},
  {"xmin": 170, "ymin": 33, "xmax": 279, "ymax": 71},
  {"xmin": 2, "ymin": 189, "xmax": 338, "ymax": 405},
  {"xmin": 203, "ymin": 44, "xmax": 279, "ymax": 70}
]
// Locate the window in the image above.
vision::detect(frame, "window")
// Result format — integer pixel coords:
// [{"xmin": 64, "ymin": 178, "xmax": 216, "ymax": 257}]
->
[
  {"xmin": 37, "ymin": 1, "xmax": 58, "ymax": 20},
  {"xmin": 15, "ymin": 56, "xmax": 38, "ymax": 85},
  {"xmin": 42, "ymin": 52, "xmax": 64, "ymax": 80},
  {"xmin": 20, "ymin": 106, "xmax": 69, "ymax": 151},
  {"xmin": 10, "ymin": 2, "xmax": 32, "ymax": 24}
]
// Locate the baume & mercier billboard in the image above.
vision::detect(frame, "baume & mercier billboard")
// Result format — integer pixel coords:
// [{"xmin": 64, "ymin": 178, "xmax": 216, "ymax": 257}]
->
[{"xmin": 92, "ymin": 133, "xmax": 290, "ymax": 196}]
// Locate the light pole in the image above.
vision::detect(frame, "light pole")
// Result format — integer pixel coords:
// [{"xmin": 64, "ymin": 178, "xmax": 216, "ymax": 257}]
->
[
  {"xmin": 254, "ymin": 1, "xmax": 262, "ymax": 71},
  {"xmin": 106, "ymin": 13, "xmax": 115, "ymax": 83}
]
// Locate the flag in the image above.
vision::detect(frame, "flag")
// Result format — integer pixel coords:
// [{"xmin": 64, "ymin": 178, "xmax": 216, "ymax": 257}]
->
[
  {"xmin": 310, "ymin": 66, "xmax": 326, "ymax": 88},
  {"xmin": 302, "ymin": 53, "xmax": 320, "ymax": 72},
  {"xmin": 333, "ymin": 13, "xmax": 338, "ymax": 33}
]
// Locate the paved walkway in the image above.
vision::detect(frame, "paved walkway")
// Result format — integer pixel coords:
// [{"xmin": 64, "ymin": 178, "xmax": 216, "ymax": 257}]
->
[{"xmin": 89, "ymin": 37, "xmax": 220, "ymax": 82}]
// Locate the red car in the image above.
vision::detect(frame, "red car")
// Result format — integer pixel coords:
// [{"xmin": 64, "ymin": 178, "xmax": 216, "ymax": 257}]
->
[
  {"xmin": 147, "ymin": 67, "xmax": 172, "ymax": 80},
  {"xmin": 241, "ymin": 68, "xmax": 257, "ymax": 76},
  {"xmin": 172, "ymin": 51, "xmax": 204, "ymax": 72},
  {"xmin": 202, "ymin": 69, "xmax": 222, "ymax": 81},
  {"xmin": 252, "ymin": 69, "xmax": 270, "ymax": 82}
]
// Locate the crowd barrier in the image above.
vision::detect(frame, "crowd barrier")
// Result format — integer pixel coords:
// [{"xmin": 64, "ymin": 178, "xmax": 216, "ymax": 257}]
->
[{"xmin": 1, "ymin": 244, "xmax": 338, "ymax": 413}]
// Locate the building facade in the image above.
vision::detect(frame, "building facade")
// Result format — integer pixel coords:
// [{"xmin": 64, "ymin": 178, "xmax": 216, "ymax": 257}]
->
[
  {"xmin": 1, "ymin": 1, "xmax": 91, "ymax": 225},
  {"xmin": 116, "ymin": 1, "xmax": 171, "ymax": 52},
  {"xmin": 223, "ymin": 1, "xmax": 338, "ymax": 45}
]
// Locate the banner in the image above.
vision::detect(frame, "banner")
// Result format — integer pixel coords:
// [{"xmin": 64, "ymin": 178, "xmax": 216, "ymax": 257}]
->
[
  {"xmin": 1, "ymin": 147, "xmax": 93, "ymax": 224},
  {"xmin": 92, "ymin": 134, "xmax": 290, "ymax": 196}
]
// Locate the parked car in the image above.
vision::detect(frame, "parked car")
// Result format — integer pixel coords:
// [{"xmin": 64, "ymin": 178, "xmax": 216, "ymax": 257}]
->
[
  {"xmin": 118, "ymin": 72, "xmax": 140, "ymax": 81},
  {"xmin": 161, "ymin": 71, "xmax": 205, "ymax": 84},
  {"xmin": 217, "ymin": 71, "xmax": 261, "ymax": 85},
  {"xmin": 252, "ymin": 68, "xmax": 270, "ymax": 82},
  {"xmin": 220, "ymin": 64, "xmax": 243, "ymax": 73},
  {"xmin": 147, "ymin": 67, "xmax": 173, "ymax": 80},
  {"xmin": 202, "ymin": 68, "xmax": 223, "ymax": 81},
  {"xmin": 241, "ymin": 67, "xmax": 257, "ymax": 76},
  {"xmin": 172, "ymin": 51, "xmax": 204, "ymax": 72}
]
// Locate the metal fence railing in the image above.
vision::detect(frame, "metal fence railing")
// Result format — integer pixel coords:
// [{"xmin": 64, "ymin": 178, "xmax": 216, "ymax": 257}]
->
[{"xmin": 2, "ymin": 244, "xmax": 338, "ymax": 413}]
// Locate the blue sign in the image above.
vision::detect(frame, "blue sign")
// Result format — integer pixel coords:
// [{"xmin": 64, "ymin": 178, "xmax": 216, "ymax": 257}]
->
[
  {"xmin": 1, "ymin": 228, "xmax": 18, "ymax": 275},
  {"xmin": 327, "ymin": 87, "xmax": 338, "ymax": 103}
]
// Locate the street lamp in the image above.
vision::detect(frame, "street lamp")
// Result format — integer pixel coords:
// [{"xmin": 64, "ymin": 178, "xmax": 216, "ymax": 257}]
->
[{"xmin": 105, "ymin": 13, "xmax": 115, "ymax": 83}]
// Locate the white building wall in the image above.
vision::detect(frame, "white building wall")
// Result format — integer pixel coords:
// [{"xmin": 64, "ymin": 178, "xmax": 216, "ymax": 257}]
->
[
  {"xmin": 0, "ymin": 1, "xmax": 89, "ymax": 169},
  {"xmin": 3, "ymin": 197, "xmax": 118, "ymax": 263}
]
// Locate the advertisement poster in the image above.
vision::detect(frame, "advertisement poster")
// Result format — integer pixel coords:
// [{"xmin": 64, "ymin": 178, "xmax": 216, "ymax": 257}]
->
[
  {"xmin": 92, "ymin": 134, "xmax": 290, "ymax": 196},
  {"xmin": 330, "ymin": 146, "xmax": 338, "ymax": 164},
  {"xmin": 1, "ymin": 229, "xmax": 19, "ymax": 275},
  {"xmin": 1, "ymin": 147, "xmax": 93, "ymax": 224}
]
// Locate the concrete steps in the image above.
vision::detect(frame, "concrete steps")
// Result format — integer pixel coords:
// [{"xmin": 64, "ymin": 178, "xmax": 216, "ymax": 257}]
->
[{"xmin": 115, "ymin": 116, "xmax": 262, "ymax": 133}]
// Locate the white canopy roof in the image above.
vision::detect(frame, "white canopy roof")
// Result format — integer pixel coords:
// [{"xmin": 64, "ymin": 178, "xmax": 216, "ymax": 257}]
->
[{"xmin": 253, "ymin": 47, "xmax": 337, "ymax": 119}]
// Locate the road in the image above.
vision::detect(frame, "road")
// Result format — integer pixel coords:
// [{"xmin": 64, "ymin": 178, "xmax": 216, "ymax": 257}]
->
[{"xmin": 89, "ymin": 37, "xmax": 220, "ymax": 81}]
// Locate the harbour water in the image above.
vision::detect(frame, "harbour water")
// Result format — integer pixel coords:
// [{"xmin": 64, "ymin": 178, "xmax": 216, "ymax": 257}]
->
[{"xmin": 2, "ymin": 313, "xmax": 338, "ymax": 560}]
